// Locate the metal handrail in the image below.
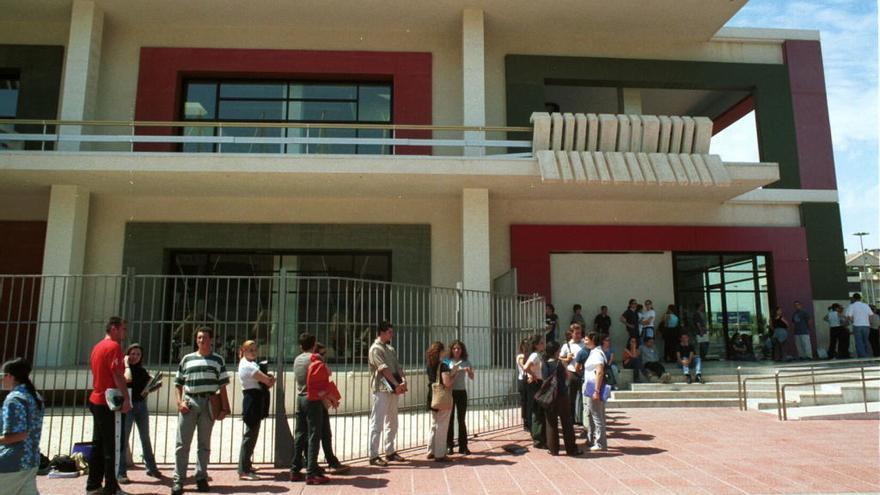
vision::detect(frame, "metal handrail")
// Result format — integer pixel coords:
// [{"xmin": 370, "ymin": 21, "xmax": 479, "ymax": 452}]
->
[
  {"xmin": 781, "ymin": 375, "xmax": 880, "ymax": 420},
  {"xmin": 738, "ymin": 362, "xmax": 880, "ymax": 411},
  {"xmin": 774, "ymin": 356, "xmax": 880, "ymax": 370},
  {"xmin": 0, "ymin": 118, "xmax": 533, "ymax": 133}
]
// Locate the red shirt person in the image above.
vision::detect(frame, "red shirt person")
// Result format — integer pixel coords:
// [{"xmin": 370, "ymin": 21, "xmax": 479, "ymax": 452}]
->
[{"xmin": 85, "ymin": 316, "xmax": 131, "ymax": 495}]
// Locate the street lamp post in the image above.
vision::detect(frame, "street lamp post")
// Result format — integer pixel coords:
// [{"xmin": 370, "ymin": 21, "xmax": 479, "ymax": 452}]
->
[{"xmin": 853, "ymin": 232, "xmax": 874, "ymax": 303}]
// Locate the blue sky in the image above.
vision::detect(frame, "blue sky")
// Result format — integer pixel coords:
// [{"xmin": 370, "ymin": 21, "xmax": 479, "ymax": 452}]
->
[{"xmin": 720, "ymin": 0, "xmax": 878, "ymax": 254}]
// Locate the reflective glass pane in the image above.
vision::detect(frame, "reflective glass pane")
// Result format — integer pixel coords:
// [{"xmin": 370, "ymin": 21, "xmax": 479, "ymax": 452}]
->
[
  {"xmin": 218, "ymin": 100, "xmax": 285, "ymax": 120},
  {"xmin": 221, "ymin": 126, "xmax": 283, "ymax": 153},
  {"xmin": 307, "ymin": 127, "xmax": 356, "ymax": 154},
  {"xmin": 290, "ymin": 84, "xmax": 356, "ymax": 100},
  {"xmin": 184, "ymin": 83, "xmax": 217, "ymax": 120},
  {"xmin": 0, "ymin": 77, "xmax": 19, "ymax": 117},
  {"xmin": 288, "ymin": 101, "xmax": 356, "ymax": 121},
  {"xmin": 182, "ymin": 125, "xmax": 216, "ymax": 152},
  {"xmin": 358, "ymin": 85, "xmax": 392, "ymax": 122},
  {"xmin": 219, "ymin": 83, "xmax": 286, "ymax": 99},
  {"xmin": 357, "ymin": 128, "xmax": 391, "ymax": 155}
]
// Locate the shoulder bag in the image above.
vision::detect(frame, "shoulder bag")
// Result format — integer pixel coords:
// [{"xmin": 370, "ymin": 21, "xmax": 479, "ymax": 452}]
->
[
  {"xmin": 534, "ymin": 362, "xmax": 559, "ymax": 408},
  {"xmin": 430, "ymin": 363, "xmax": 453, "ymax": 410}
]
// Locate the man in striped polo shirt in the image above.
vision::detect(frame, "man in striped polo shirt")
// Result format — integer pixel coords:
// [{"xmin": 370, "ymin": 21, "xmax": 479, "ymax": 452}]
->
[{"xmin": 172, "ymin": 327, "xmax": 230, "ymax": 495}]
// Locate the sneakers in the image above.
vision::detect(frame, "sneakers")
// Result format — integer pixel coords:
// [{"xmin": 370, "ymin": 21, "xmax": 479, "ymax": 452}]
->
[
  {"xmin": 368, "ymin": 457, "xmax": 388, "ymax": 467},
  {"xmin": 117, "ymin": 476, "xmax": 131, "ymax": 485},
  {"xmin": 589, "ymin": 445, "xmax": 607, "ymax": 452},
  {"xmin": 306, "ymin": 474, "xmax": 330, "ymax": 485},
  {"xmin": 196, "ymin": 479, "xmax": 210, "ymax": 492},
  {"xmin": 696, "ymin": 373, "xmax": 704, "ymax": 384},
  {"xmin": 386, "ymin": 452, "xmax": 405, "ymax": 462},
  {"xmin": 426, "ymin": 452, "xmax": 435, "ymax": 460},
  {"xmin": 686, "ymin": 374, "xmax": 693, "ymax": 384},
  {"xmin": 239, "ymin": 472, "xmax": 259, "ymax": 481},
  {"xmin": 146, "ymin": 469, "xmax": 163, "ymax": 478},
  {"xmin": 289, "ymin": 471, "xmax": 306, "ymax": 482},
  {"xmin": 459, "ymin": 447, "xmax": 471, "ymax": 455},
  {"xmin": 171, "ymin": 486, "xmax": 184, "ymax": 495},
  {"xmin": 326, "ymin": 464, "xmax": 351, "ymax": 474}
]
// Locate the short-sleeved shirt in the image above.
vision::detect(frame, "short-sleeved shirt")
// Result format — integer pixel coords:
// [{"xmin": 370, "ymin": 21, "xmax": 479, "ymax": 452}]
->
[
  {"xmin": 826, "ymin": 310, "xmax": 841, "ymax": 327},
  {"xmin": 571, "ymin": 313, "xmax": 586, "ymax": 329},
  {"xmin": 622, "ymin": 309, "xmax": 639, "ymax": 335},
  {"xmin": 175, "ymin": 351, "xmax": 229, "ymax": 395},
  {"xmin": 692, "ymin": 311, "xmax": 706, "ymax": 332},
  {"xmin": 677, "ymin": 344, "xmax": 695, "ymax": 359},
  {"xmin": 524, "ymin": 352, "xmax": 543, "ymax": 381},
  {"xmin": 369, "ymin": 337, "xmax": 402, "ymax": 392},
  {"xmin": 239, "ymin": 358, "xmax": 261, "ymax": 391},
  {"xmin": 426, "ymin": 361, "xmax": 451, "ymax": 410},
  {"xmin": 792, "ymin": 309, "xmax": 811, "ymax": 335},
  {"xmin": 846, "ymin": 301, "xmax": 873, "ymax": 327},
  {"xmin": 293, "ymin": 352, "xmax": 312, "ymax": 396},
  {"xmin": 89, "ymin": 338, "xmax": 124, "ymax": 405},
  {"xmin": 583, "ymin": 348, "xmax": 607, "ymax": 384},
  {"xmin": 870, "ymin": 313, "xmax": 880, "ymax": 330},
  {"xmin": 667, "ymin": 313, "xmax": 680, "ymax": 328},
  {"xmin": 593, "ymin": 314, "xmax": 611, "ymax": 333},
  {"xmin": 560, "ymin": 340, "xmax": 584, "ymax": 373},
  {"xmin": 516, "ymin": 353, "xmax": 525, "ymax": 380},
  {"xmin": 640, "ymin": 345, "xmax": 659, "ymax": 363},
  {"xmin": 0, "ymin": 385, "xmax": 43, "ymax": 473},
  {"xmin": 127, "ymin": 363, "xmax": 150, "ymax": 403},
  {"xmin": 445, "ymin": 359, "xmax": 472, "ymax": 390}
]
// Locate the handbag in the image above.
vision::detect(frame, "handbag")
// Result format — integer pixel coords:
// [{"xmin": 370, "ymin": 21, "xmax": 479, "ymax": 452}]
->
[
  {"xmin": 534, "ymin": 362, "xmax": 559, "ymax": 408},
  {"xmin": 430, "ymin": 363, "xmax": 453, "ymax": 410}
]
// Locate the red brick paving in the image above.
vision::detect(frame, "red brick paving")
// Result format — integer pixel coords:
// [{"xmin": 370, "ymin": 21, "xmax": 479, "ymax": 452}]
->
[{"xmin": 38, "ymin": 408, "xmax": 879, "ymax": 494}]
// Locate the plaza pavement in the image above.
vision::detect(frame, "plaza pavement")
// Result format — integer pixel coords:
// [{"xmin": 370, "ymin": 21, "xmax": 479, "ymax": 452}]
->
[{"xmin": 37, "ymin": 407, "xmax": 879, "ymax": 494}]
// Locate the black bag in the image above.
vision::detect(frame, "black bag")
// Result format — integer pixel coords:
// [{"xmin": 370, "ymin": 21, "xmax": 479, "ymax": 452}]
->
[
  {"xmin": 534, "ymin": 362, "xmax": 559, "ymax": 408},
  {"xmin": 49, "ymin": 454, "xmax": 78, "ymax": 473},
  {"xmin": 258, "ymin": 360, "xmax": 271, "ymax": 419}
]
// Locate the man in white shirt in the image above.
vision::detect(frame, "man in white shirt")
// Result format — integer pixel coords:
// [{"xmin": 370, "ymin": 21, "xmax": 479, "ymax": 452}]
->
[
  {"xmin": 845, "ymin": 293, "xmax": 873, "ymax": 358},
  {"xmin": 559, "ymin": 323, "xmax": 584, "ymax": 426}
]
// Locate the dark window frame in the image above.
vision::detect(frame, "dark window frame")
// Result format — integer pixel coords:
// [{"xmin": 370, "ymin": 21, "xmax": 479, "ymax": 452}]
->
[{"xmin": 179, "ymin": 79, "xmax": 393, "ymax": 154}]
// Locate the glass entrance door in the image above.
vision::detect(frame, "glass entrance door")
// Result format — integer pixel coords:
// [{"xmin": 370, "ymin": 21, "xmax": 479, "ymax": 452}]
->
[{"xmin": 674, "ymin": 254, "xmax": 771, "ymax": 360}]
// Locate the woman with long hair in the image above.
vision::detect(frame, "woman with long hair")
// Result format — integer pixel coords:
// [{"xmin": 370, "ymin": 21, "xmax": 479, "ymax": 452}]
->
[
  {"xmin": 425, "ymin": 341, "xmax": 456, "ymax": 462},
  {"xmin": 516, "ymin": 337, "xmax": 530, "ymax": 431},
  {"xmin": 237, "ymin": 340, "xmax": 276, "ymax": 480},
  {"xmin": 524, "ymin": 334, "xmax": 547, "ymax": 448},
  {"xmin": 622, "ymin": 336, "xmax": 645, "ymax": 382},
  {"xmin": 446, "ymin": 340, "xmax": 474, "ymax": 455},
  {"xmin": 771, "ymin": 307, "xmax": 790, "ymax": 362},
  {"xmin": 0, "ymin": 358, "xmax": 44, "ymax": 494},
  {"xmin": 117, "ymin": 344, "xmax": 161, "ymax": 483}
]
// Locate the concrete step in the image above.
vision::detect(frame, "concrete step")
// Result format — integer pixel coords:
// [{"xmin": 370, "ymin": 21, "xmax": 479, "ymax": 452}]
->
[
  {"xmin": 607, "ymin": 397, "xmax": 739, "ymax": 408},
  {"xmin": 630, "ymin": 381, "xmax": 774, "ymax": 392},
  {"xmin": 612, "ymin": 389, "xmax": 777, "ymax": 400}
]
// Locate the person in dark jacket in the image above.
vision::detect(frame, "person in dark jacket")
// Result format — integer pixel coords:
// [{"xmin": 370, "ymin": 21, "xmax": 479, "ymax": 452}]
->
[
  {"xmin": 541, "ymin": 341, "xmax": 581, "ymax": 457},
  {"xmin": 237, "ymin": 340, "xmax": 275, "ymax": 480}
]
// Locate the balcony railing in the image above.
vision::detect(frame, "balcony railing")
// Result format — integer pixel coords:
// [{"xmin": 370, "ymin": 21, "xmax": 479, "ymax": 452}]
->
[{"xmin": 0, "ymin": 119, "xmax": 533, "ymax": 158}]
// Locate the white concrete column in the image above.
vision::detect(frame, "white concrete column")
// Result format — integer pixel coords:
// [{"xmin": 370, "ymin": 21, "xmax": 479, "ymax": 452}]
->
[
  {"xmin": 59, "ymin": 0, "xmax": 104, "ymax": 151},
  {"xmin": 462, "ymin": 188, "xmax": 490, "ymax": 291},
  {"xmin": 621, "ymin": 88, "xmax": 642, "ymax": 115},
  {"xmin": 36, "ymin": 185, "xmax": 90, "ymax": 366},
  {"xmin": 462, "ymin": 9, "xmax": 486, "ymax": 156}
]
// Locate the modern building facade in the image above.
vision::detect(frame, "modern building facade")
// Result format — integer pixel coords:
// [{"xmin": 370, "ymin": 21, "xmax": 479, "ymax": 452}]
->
[{"xmin": 0, "ymin": 0, "xmax": 849, "ymax": 363}]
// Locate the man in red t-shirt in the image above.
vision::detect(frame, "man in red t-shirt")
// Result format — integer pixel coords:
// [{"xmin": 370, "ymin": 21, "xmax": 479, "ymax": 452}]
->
[{"xmin": 86, "ymin": 316, "xmax": 131, "ymax": 495}]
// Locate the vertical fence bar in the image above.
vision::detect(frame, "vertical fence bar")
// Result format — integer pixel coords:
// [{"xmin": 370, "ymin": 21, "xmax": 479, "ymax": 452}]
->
[{"xmin": 273, "ymin": 269, "xmax": 292, "ymax": 467}]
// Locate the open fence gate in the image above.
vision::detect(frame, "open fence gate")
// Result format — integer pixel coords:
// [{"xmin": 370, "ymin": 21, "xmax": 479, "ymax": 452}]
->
[{"xmin": 0, "ymin": 273, "xmax": 544, "ymax": 465}]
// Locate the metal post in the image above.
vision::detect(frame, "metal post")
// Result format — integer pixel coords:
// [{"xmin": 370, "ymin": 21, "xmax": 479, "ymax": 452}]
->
[
  {"xmin": 456, "ymin": 282, "xmax": 464, "ymax": 341},
  {"xmin": 736, "ymin": 366, "xmax": 742, "ymax": 410},
  {"xmin": 273, "ymin": 268, "xmax": 293, "ymax": 467},
  {"xmin": 811, "ymin": 364, "xmax": 817, "ymax": 403},
  {"xmin": 742, "ymin": 378, "xmax": 749, "ymax": 411},
  {"xmin": 861, "ymin": 366, "xmax": 868, "ymax": 414},
  {"xmin": 782, "ymin": 384, "xmax": 788, "ymax": 421},
  {"xmin": 41, "ymin": 122, "xmax": 47, "ymax": 151},
  {"xmin": 775, "ymin": 370, "xmax": 782, "ymax": 421}
]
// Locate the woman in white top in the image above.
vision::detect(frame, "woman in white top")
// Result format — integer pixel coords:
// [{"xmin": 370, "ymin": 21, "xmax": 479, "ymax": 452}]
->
[
  {"xmin": 516, "ymin": 337, "xmax": 530, "ymax": 432},
  {"xmin": 559, "ymin": 323, "xmax": 584, "ymax": 426},
  {"xmin": 580, "ymin": 331, "xmax": 607, "ymax": 451},
  {"xmin": 640, "ymin": 300, "xmax": 656, "ymax": 341},
  {"xmin": 237, "ymin": 340, "xmax": 276, "ymax": 480},
  {"xmin": 523, "ymin": 334, "xmax": 546, "ymax": 448}
]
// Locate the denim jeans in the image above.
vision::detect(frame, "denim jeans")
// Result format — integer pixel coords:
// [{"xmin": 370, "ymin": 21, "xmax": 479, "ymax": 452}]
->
[
  {"xmin": 118, "ymin": 400, "xmax": 157, "ymax": 477},
  {"xmin": 290, "ymin": 396, "xmax": 324, "ymax": 476},
  {"xmin": 681, "ymin": 356, "xmax": 701, "ymax": 376},
  {"xmin": 853, "ymin": 326, "xmax": 871, "ymax": 358},
  {"xmin": 583, "ymin": 396, "xmax": 606, "ymax": 449}
]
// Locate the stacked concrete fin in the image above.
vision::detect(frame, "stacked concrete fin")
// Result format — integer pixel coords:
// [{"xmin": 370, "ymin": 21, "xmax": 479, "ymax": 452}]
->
[{"xmin": 530, "ymin": 112, "xmax": 728, "ymax": 186}]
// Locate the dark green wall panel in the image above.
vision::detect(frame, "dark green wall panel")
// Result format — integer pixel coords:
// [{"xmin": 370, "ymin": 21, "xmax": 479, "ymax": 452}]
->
[{"xmin": 800, "ymin": 203, "xmax": 848, "ymax": 299}]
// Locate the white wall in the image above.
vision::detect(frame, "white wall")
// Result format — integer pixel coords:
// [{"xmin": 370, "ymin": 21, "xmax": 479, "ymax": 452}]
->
[{"xmin": 550, "ymin": 252, "xmax": 675, "ymax": 352}]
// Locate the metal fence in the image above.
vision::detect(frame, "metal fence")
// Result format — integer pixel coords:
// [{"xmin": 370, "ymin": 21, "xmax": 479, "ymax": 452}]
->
[{"xmin": 0, "ymin": 273, "xmax": 544, "ymax": 466}]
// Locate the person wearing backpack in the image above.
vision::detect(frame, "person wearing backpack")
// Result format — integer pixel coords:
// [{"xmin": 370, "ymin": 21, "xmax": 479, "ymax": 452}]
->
[
  {"xmin": 0, "ymin": 358, "xmax": 44, "ymax": 495},
  {"xmin": 540, "ymin": 341, "xmax": 581, "ymax": 457},
  {"xmin": 576, "ymin": 331, "xmax": 608, "ymax": 452}
]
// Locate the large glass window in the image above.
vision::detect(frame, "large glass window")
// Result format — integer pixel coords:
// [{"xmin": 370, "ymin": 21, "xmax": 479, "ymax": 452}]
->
[
  {"xmin": 181, "ymin": 80, "xmax": 392, "ymax": 154},
  {"xmin": 674, "ymin": 253, "xmax": 771, "ymax": 360},
  {"xmin": 0, "ymin": 75, "xmax": 21, "ymax": 150}
]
